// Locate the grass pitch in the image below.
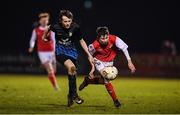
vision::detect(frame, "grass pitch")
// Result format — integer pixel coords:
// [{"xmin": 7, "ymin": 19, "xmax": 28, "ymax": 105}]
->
[{"xmin": 0, "ymin": 74, "xmax": 179, "ymax": 114}]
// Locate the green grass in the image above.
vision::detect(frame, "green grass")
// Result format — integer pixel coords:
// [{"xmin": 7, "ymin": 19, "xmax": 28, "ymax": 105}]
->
[{"xmin": 0, "ymin": 74, "xmax": 180, "ymax": 114}]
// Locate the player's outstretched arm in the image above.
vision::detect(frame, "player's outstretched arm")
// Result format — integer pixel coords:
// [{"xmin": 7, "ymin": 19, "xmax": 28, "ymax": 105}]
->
[
  {"xmin": 127, "ymin": 58, "xmax": 136, "ymax": 73},
  {"xmin": 115, "ymin": 37, "xmax": 136, "ymax": 73},
  {"xmin": 79, "ymin": 39, "xmax": 94, "ymax": 62},
  {"xmin": 79, "ymin": 39, "xmax": 95, "ymax": 77},
  {"xmin": 28, "ymin": 29, "xmax": 36, "ymax": 53},
  {"xmin": 89, "ymin": 61, "xmax": 95, "ymax": 79},
  {"xmin": 122, "ymin": 46, "xmax": 136, "ymax": 73}
]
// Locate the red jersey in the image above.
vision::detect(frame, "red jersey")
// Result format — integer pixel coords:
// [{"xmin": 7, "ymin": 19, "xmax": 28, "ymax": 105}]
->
[
  {"xmin": 35, "ymin": 27, "xmax": 54, "ymax": 52},
  {"xmin": 89, "ymin": 34, "xmax": 118, "ymax": 62},
  {"xmin": 29, "ymin": 26, "xmax": 55, "ymax": 52}
]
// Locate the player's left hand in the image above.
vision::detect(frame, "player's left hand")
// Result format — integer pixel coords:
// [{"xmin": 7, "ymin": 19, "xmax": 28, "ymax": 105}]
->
[
  {"xmin": 128, "ymin": 60, "xmax": 136, "ymax": 73},
  {"xmin": 28, "ymin": 48, "xmax": 33, "ymax": 53}
]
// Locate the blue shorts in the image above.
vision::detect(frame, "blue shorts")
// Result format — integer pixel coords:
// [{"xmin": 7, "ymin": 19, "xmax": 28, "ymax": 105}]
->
[{"xmin": 55, "ymin": 43, "xmax": 78, "ymax": 60}]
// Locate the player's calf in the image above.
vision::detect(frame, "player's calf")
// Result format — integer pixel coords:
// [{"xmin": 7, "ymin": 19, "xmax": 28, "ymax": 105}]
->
[
  {"xmin": 79, "ymin": 75, "xmax": 105, "ymax": 91},
  {"xmin": 79, "ymin": 76, "xmax": 89, "ymax": 91},
  {"xmin": 44, "ymin": 62, "xmax": 59, "ymax": 91},
  {"xmin": 105, "ymin": 82, "xmax": 121, "ymax": 107}
]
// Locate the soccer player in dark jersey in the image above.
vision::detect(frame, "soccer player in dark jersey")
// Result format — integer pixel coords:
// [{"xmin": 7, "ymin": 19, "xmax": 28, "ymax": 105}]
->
[{"xmin": 43, "ymin": 10, "xmax": 94, "ymax": 107}]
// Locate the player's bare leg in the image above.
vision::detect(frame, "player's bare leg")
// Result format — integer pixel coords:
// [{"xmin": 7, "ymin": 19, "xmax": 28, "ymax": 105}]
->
[
  {"xmin": 44, "ymin": 61, "xmax": 59, "ymax": 91},
  {"xmin": 64, "ymin": 59, "xmax": 84, "ymax": 107},
  {"xmin": 52, "ymin": 59, "xmax": 57, "ymax": 74}
]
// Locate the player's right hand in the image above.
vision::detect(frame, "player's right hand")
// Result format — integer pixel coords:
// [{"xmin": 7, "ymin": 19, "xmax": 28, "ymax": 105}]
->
[
  {"xmin": 128, "ymin": 60, "xmax": 136, "ymax": 73},
  {"xmin": 28, "ymin": 48, "xmax": 33, "ymax": 53}
]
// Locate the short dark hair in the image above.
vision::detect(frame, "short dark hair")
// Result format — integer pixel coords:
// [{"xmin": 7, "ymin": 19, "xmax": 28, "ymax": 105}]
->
[
  {"xmin": 59, "ymin": 10, "xmax": 73, "ymax": 21},
  {"xmin": 96, "ymin": 26, "xmax": 109, "ymax": 38}
]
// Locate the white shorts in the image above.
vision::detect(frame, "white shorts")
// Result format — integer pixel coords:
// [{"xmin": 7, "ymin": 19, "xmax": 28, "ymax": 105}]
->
[
  {"xmin": 94, "ymin": 58, "xmax": 113, "ymax": 72},
  {"xmin": 38, "ymin": 51, "xmax": 56, "ymax": 64}
]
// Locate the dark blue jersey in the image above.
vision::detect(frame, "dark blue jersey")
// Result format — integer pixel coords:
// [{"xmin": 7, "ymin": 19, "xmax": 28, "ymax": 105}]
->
[{"xmin": 51, "ymin": 23, "xmax": 83, "ymax": 59}]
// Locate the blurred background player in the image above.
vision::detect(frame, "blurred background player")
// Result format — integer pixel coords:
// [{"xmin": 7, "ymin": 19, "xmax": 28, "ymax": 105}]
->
[
  {"xmin": 79, "ymin": 26, "xmax": 136, "ymax": 107},
  {"xmin": 28, "ymin": 12, "xmax": 59, "ymax": 91},
  {"xmin": 161, "ymin": 39, "xmax": 177, "ymax": 67},
  {"xmin": 43, "ymin": 10, "xmax": 94, "ymax": 107}
]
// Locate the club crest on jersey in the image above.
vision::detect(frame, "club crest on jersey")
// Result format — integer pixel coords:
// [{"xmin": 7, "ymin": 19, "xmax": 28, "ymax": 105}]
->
[
  {"xmin": 89, "ymin": 45, "xmax": 94, "ymax": 50},
  {"xmin": 69, "ymin": 32, "xmax": 72, "ymax": 37}
]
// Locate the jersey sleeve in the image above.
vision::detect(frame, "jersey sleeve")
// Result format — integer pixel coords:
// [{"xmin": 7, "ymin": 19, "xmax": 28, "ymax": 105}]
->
[
  {"xmin": 115, "ymin": 36, "xmax": 128, "ymax": 51},
  {"xmin": 88, "ymin": 44, "xmax": 96, "ymax": 55},
  {"xmin": 115, "ymin": 37, "xmax": 131, "ymax": 60},
  {"xmin": 51, "ymin": 31, "xmax": 56, "ymax": 51},
  {"xmin": 29, "ymin": 29, "xmax": 36, "ymax": 48}
]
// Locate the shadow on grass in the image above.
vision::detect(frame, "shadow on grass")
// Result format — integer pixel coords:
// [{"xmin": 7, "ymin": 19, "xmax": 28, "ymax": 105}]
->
[
  {"xmin": 42, "ymin": 103, "xmax": 106, "ymax": 108},
  {"xmin": 41, "ymin": 103, "xmax": 67, "ymax": 108}
]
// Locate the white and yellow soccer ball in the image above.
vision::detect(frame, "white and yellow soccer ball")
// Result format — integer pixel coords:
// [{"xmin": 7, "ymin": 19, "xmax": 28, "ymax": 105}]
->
[{"xmin": 102, "ymin": 66, "xmax": 118, "ymax": 80}]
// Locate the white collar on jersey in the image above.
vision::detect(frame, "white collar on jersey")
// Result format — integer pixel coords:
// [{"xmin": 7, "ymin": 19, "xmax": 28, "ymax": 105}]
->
[{"xmin": 39, "ymin": 26, "xmax": 47, "ymax": 30}]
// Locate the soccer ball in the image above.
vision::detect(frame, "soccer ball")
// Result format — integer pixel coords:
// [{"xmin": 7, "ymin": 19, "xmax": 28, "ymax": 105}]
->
[{"xmin": 103, "ymin": 66, "xmax": 118, "ymax": 80}]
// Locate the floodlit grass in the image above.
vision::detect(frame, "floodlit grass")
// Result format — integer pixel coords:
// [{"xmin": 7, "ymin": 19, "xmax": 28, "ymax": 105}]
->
[{"xmin": 0, "ymin": 74, "xmax": 179, "ymax": 114}]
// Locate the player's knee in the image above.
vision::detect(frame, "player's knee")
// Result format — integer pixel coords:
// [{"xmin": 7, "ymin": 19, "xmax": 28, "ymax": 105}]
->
[
  {"xmin": 52, "ymin": 64, "xmax": 57, "ymax": 73},
  {"xmin": 44, "ymin": 62, "xmax": 54, "ymax": 74},
  {"xmin": 68, "ymin": 66, "xmax": 77, "ymax": 75},
  {"xmin": 53, "ymin": 67, "xmax": 57, "ymax": 74},
  {"xmin": 46, "ymin": 66, "xmax": 54, "ymax": 74}
]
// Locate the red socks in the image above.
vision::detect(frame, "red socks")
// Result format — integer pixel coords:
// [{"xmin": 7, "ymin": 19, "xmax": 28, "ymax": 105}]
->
[
  {"xmin": 105, "ymin": 82, "xmax": 117, "ymax": 101},
  {"xmin": 48, "ymin": 73, "xmax": 58, "ymax": 89}
]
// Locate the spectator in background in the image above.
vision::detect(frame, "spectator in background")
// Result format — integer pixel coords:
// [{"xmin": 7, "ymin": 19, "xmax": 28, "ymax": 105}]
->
[
  {"xmin": 162, "ymin": 40, "xmax": 177, "ymax": 56},
  {"xmin": 161, "ymin": 40, "xmax": 177, "ymax": 66}
]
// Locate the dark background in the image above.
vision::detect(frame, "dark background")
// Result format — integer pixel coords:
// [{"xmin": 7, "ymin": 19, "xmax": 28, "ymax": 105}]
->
[{"xmin": 2, "ymin": 0, "xmax": 180, "ymax": 54}]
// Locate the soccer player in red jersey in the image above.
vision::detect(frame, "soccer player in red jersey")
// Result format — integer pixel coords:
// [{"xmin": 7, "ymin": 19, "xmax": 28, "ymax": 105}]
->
[
  {"xmin": 79, "ymin": 26, "xmax": 136, "ymax": 107},
  {"xmin": 28, "ymin": 12, "xmax": 59, "ymax": 90}
]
